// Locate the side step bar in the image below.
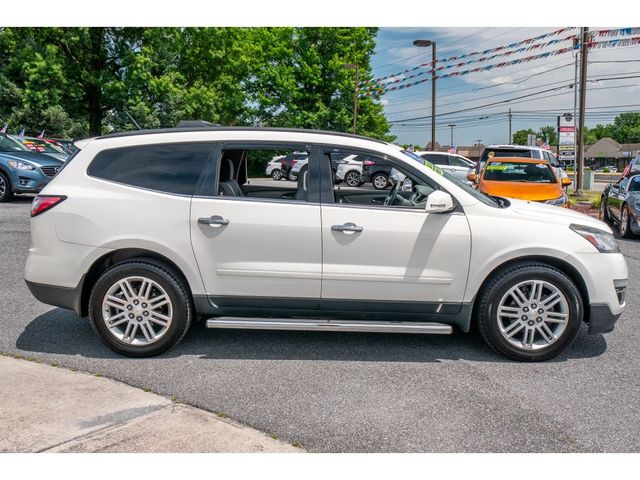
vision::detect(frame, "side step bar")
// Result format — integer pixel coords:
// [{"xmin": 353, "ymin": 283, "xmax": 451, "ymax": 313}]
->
[{"xmin": 205, "ymin": 318, "xmax": 453, "ymax": 334}]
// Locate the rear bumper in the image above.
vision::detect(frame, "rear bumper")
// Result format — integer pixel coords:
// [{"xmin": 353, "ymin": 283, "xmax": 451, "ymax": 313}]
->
[
  {"xmin": 588, "ymin": 303, "xmax": 622, "ymax": 334},
  {"xmin": 25, "ymin": 279, "xmax": 84, "ymax": 316}
]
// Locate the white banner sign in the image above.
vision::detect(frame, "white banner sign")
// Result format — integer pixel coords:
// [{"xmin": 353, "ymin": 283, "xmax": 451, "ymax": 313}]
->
[{"xmin": 558, "ymin": 113, "xmax": 575, "ymax": 161}]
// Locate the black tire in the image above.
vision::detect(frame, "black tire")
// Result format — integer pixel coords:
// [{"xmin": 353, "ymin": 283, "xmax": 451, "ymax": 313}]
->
[
  {"xmin": 271, "ymin": 169, "xmax": 282, "ymax": 181},
  {"xmin": 599, "ymin": 197, "xmax": 610, "ymax": 223},
  {"xmin": 372, "ymin": 173, "xmax": 389, "ymax": 190},
  {"xmin": 620, "ymin": 204, "xmax": 635, "ymax": 238},
  {"xmin": 88, "ymin": 259, "xmax": 193, "ymax": 357},
  {"xmin": 0, "ymin": 171, "xmax": 14, "ymax": 203},
  {"xmin": 345, "ymin": 170, "xmax": 362, "ymax": 187},
  {"xmin": 476, "ymin": 262, "xmax": 583, "ymax": 362}
]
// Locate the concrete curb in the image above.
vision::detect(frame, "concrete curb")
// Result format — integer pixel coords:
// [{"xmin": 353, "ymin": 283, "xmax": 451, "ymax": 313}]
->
[{"xmin": 0, "ymin": 356, "xmax": 302, "ymax": 453}]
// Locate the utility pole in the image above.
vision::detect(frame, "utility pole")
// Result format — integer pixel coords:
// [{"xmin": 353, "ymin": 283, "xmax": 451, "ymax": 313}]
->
[
  {"xmin": 575, "ymin": 27, "xmax": 589, "ymax": 194},
  {"xmin": 448, "ymin": 124, "xmax": 456, "ymax": 147},
  {"xmin": 508, "ymin": 108, "xmax": 512, "ymax": 144},
  {"xmin": 572, "ymin": 36, "xmax": 579, "ymax": 187}
]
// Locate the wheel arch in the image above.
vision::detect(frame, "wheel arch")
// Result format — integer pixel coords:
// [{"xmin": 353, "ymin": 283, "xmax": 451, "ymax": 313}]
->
[
  {"xmin": 79, "ymin": 248, "xmax": 194, "ymax": 317},
  {"xmin": 470, "ymin": 255, "xmax": 591, "ymax": 327}
]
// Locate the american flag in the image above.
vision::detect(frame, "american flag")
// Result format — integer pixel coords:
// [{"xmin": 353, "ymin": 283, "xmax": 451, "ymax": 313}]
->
[
  {"xmin": 37, "ymin": 129, "xmax": 45, "ymax": 139},
  {"xmin": 0, "ymin": 124, "xmax": 7, "ymax": 133}
]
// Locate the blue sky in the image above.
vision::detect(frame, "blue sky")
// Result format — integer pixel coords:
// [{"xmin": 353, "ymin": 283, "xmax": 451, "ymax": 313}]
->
[{"xmin": 370, "ymin": 27, "xmax": 640, "ymax": 147}]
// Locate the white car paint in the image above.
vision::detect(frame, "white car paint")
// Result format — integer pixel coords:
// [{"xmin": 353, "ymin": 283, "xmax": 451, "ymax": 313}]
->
[
  {"xmin": 335, "ymin": 154, "xmax": 363, "ymax": 185},
  {"xmin": 265, "ymin": 155, "xmax": 284, "ymax": 177},
  {"xmin": 25, "ymin": 128, "xmax": 627, "ymax": 358}
]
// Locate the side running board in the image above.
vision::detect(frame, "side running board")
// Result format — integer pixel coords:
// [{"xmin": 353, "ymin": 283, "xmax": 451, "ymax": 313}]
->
[{"xmin": 205, "ymin": 318, "xmax": 453, "ymax": 334}]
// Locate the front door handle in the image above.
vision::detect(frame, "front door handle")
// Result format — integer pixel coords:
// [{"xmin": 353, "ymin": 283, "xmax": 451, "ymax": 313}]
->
[
  {"xmin": 198, "ymin": 215, "xmax": 230, "ymax": 227},
  {"xmin": 331, "ymin": 222, "xmax": 363, "ymax": 233}
]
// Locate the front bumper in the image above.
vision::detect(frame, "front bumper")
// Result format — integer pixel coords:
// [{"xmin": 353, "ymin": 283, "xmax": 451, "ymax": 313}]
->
[{"xmin": 7, "ymin": 167, "xmax": 53, "ymax": 193}]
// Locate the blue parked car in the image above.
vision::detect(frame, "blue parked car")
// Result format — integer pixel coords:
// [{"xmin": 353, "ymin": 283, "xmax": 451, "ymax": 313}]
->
[{"xmin": 0, "ymin": 133, "xmax": 66, "ymax": 202}]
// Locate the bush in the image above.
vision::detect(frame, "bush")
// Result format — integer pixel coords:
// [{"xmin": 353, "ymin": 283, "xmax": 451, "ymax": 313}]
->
[
  {"xmin": 591, "ymin": 196, "xmax": 602, "ymax": 209},
  {"xmin": 603, "ymin": 167, "xmax": 610, "ymax": 173}
]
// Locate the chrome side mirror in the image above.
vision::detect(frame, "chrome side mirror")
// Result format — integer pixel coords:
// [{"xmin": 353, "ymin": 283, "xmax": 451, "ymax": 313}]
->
[{"xmin": 424, "ymin": 190, "xmax": 455, "ymax": 213}]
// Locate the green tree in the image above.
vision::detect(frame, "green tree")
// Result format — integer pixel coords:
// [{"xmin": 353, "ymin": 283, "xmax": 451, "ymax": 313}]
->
[
  {"xmin": 247, "ymin": 27, "xmax": 394, "ymax": 141},
  {"xmin": 537, "ymin": 125, "xmax": 557, "ymax": 145},
  {"xmin": 512, "ymin": 128, "xmax": 536, "ymax": 145},
  {"xmin": 0, "ymin": 27, "xmax": 393, "ymax": 141}
]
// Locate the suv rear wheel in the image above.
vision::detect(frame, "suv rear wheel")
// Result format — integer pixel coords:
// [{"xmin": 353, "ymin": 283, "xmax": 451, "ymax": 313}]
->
[
  {"xmin": 372, "ymin": 173, "xmax": 389, "ymax": 190},
  {"xmin": 88, "ymin": 260, "xmax": 193, "ymax": 357},
  {"xmin": 0, "ymin": 171, "xmax": 13, "ymax": 202},
  {"xmin": 271, "ymin": 169, "xmax": 282, "ymax": 181},
  {"xmin": 476, "ymin": 262, "xmax": 582, "ymax": 361}
]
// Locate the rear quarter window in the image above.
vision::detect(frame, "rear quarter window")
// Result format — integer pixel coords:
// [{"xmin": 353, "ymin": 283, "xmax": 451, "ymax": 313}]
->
[{"xmin": 87, "ymin": 142, "xmax": 214, "ymax": 195}]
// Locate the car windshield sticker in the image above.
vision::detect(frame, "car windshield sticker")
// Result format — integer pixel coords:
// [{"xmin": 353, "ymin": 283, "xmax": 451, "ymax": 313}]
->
[
  {"xmin": 486, "ymin": 163, "xmax": 508, "ymax": 171},
  {"xmin": 422, "ymin": 159, "xmax": 444, "ymax": 175}
]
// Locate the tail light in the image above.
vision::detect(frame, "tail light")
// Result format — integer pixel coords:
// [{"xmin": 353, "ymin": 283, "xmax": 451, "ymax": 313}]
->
[
  {"xmin": 31, "ymin": 195, "xmax": 67, "ymax": 217},
  {"xmin": 363, "ymin": 160, "xmax": 375, "ymax": 167},
  {"xmin": 292, "ymin": 160, "xmax": 298, "ymax": 166}
]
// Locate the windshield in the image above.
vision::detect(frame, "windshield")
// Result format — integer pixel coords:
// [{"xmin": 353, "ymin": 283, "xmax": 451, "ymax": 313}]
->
[
  {"xmin": 400, "ymin": 150, "xmax": 500, "ymax": 207},
  {"xmin": 20, "ymin": 138, "xmax": 65, "ymax": 154},
  {"xmin": 483, "ymin": 161, "xmax": 557, "ymax": 183},
  {"xmin": 0, "ymin": 134, "xmax": 29, "ymax": 152}
]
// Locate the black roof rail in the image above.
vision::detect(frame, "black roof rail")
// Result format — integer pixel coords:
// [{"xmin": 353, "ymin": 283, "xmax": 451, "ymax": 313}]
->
[
  {"xmin": 96, "ymin": 125, "xmax": 388, "ymax": 145},
  {"xmin": 176, "ymin": 120, "xmax": 219, "ymax": 128}
]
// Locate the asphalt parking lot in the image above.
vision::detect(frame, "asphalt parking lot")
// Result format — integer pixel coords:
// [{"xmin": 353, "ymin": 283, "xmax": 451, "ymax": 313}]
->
[{"xmin": 1, "ymin": 196, "xmax": 639, "ymax": 452}]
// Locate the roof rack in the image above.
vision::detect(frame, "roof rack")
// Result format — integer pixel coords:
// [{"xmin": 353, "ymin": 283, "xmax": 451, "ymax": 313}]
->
[{"xmin": 96, "ymin": 125, "xmax": 388, "ymax": 145}]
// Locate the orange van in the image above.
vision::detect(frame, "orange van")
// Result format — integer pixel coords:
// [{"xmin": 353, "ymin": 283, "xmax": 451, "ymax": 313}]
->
[{"xmin": 468, "ymin": 157, "xmax": 572, "ymax": 207}]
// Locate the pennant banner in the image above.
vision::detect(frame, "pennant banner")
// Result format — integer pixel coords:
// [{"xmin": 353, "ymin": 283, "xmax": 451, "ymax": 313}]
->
[
  {"xmin": 362, "ymin": 36, "xmax": 640, "ymax": 97},
  {"xmin": 362, "ymin": 27, "xmax": 640, "ymax": 92}
]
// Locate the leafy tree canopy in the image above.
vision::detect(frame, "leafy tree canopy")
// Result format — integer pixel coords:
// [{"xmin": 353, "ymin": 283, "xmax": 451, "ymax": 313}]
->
[{"xmin": 0, "ymin": 27, "xmax": 393, "ymax": 142}]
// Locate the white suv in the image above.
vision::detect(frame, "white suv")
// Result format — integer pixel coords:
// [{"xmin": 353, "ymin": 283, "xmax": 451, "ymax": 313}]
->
[{"xmin": 25, "ymin": 127, "xmax": 628, "ymax": 361}]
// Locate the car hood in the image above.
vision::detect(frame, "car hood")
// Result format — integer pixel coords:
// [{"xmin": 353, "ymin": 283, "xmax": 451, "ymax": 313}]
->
[
  {"xmin": 480, "ymin": 180, "xmax": 563, "ymax": 201},
  {"xmin": 507, "ymin": 197, "xmax": 612, "ymax": 232},
  {"xmin": 0, "ymin": 150, "xmax": 65, "ymax": 167}
]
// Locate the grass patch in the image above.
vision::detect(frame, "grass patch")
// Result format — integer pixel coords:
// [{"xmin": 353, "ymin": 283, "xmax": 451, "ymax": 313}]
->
[
  {"xmin": 291, "ymin": 440, "xmax": 302, "ymax": 448},
  {"xmin": 216, "ymin": 411, "xmax": 228, "ymax": 418},
  {"xmin": 568, "ymin": 190, "xmax": 600, "ymax": 208}
]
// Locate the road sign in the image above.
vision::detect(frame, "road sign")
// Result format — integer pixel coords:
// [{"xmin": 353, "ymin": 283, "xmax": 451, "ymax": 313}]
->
[{"xmin": 558, "ymin": 114, "xmax": 575, "ymax": 161}]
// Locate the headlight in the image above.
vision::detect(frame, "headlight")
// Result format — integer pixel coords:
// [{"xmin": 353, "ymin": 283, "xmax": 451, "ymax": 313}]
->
[
  {"xmin": 7, "ymin": 160, "xmax": 36, "ymax": 171},
  {"xmin": 545, "ymin": 192, "xmax": 568, "ymax": 206},
  {"xmin": 570, "ymin": 224, "xmax": 620, "ymax": 253}
]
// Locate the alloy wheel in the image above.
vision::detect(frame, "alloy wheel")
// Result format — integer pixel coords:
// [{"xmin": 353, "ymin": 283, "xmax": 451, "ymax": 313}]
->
[
  {"xmin": 621, "ymin": 207, "xmax": 628, "ymax": 236},
  {"xmin": 101, "ymin": 276, "xmax": 173, "ymax": 345},
  {"xmin": 373, "ymin": 174, "xmax": 388, "ymax": 189},
  {"xmin": 497, "ymin": 280, "xmax": 569, "ymax": 351},
  {"xmin": 346, "ymin": 171, "xmax": 361, "ymax": 187},
  {"xmin": 0, "ymin": 175, "xmax": 5, "ymax": 198},
  {"xmin": 271, "ymin": 169, "xmax": 282, "ymax": 180}
]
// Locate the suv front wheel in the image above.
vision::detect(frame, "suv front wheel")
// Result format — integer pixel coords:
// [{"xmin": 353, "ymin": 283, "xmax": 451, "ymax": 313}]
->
[
  {"xmin": 88, "ymin": 260, "xmax": 193, "ymax": 357},
  {"xmin": 476, "ymin": 262, "xmax": 583, "ymax": 361},
  {"xmin": 0, "ymin": 171, "xmax": 14, "ymax": 202}
]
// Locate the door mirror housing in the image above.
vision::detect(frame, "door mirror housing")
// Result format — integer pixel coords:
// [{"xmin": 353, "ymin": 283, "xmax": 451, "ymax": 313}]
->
[
  {"xmin": 561, "ymin": 177, "xmax": 572, "ymax": 186},
  {"xmin": 467, "ymin": 172, "xmax": 478, "ymax": 183},
  {"xmin": 424, "ymin": 190, "xmax": 455, "ymax": 213}
]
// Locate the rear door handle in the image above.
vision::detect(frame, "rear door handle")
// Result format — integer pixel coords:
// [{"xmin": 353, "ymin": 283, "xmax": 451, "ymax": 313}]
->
[
  {"xmin": 198, "ymin": 215, "xmax": 230, "ymax": 227},
  {"xmin": 331, "ymin": 222, "xmax": 363, "ymax": 233}
]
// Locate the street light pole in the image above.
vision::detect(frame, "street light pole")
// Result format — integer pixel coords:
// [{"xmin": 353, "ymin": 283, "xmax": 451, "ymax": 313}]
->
[
  {"xmin": 413, "ymin": 39, "xmax": 436, "ymax": 150},
  {"xmin": 342, "ymin": 63, "xmax": 360, "ymax": 134},
  {"xmin": 448, "ymin": 124, "xmax": 456, "ymax": 147}
]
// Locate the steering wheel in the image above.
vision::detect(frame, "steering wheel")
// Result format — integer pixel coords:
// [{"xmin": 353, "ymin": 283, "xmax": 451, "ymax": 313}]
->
[{"xmin": 384, "ymin": 178, "xmax": 402, "ymax": 206}]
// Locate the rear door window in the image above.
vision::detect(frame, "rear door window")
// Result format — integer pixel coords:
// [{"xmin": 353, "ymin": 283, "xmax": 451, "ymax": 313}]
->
[
  {"xmin": 423, "ymin": 153, "xmax": 449, "ymax": 165},
  {"xmin": 88, "ymin": 142, "xmax": 214, "ymax": 195}
]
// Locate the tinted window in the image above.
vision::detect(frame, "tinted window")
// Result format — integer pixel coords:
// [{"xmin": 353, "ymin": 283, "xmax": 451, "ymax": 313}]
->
[
  {"xmin": 449, "ymin": 155, "xmax": 472, "ymax": 168},
  {"xmin": 629, "ymin": 176, "xmax": 640, "ymax": 192},
  {"xmin": 423, "ymin": 153, "xmax": 448, "ymax": 165},
  {"xmin": 88, "ymin": 143, "xmax": 214, "ymax": 195}
]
